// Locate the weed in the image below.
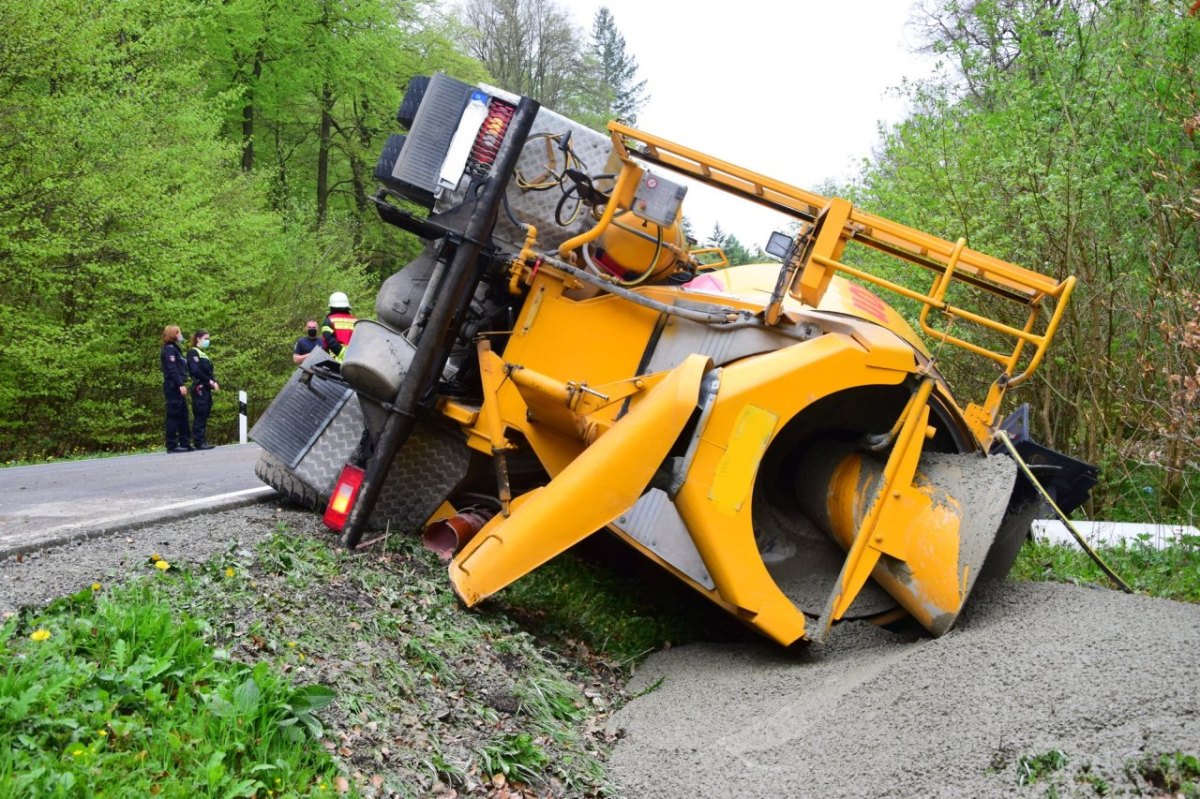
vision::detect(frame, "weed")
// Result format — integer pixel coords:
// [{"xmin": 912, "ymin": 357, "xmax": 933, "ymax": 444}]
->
[
  {"xmin": 1135, "ymin": 751, "xmax": 1200, "ymax": 798},
  {"xmin": 1018, "ymin": 750, "xmax": 1069, "ymax": 786},
  {"xmin": 515, "ymin": 674, "xmax": 588, "ymax": 724},
  {"xmin": 423, "ymin": 741, "xmax": 466, "ymax": 787},
  {"xmin": 630, "ymin": 675, "xmax": 666, "ymax": 700},
  {"xmin": 1074, "ymin": 762, "xmax": 1109, "ymax": 796},
  {"xmin": 5, "ymin": 515, "xmax": 625, "ymax": 796},
  {"xmin": 476, "ymin": 732, "xmax": 550, "ymax": 785},
  {"xmin": 0, "ymin": 579, "xmax": 343, "ymax": 797},
  {"xmin": 404, "ymin": 639, "xmax": 453, "ymax": 681}
]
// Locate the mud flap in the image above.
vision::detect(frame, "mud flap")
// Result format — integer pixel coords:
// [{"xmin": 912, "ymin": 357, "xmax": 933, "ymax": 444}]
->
[{"xmin": 251, "ymin": 353, "xmax": 470, "ymax": 532}]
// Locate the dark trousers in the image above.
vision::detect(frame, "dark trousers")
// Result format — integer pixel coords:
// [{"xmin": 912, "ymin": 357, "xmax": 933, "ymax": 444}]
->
[
  {"xmin": 164, "ymin": 386, "xmax": 191, "ymax": 449},
  {"xmin": 192, "ymin": 388, "xmax": 212, "ymax": 447}
]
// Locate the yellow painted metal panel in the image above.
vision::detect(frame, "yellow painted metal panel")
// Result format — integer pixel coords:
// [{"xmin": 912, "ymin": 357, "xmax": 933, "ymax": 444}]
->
[
  {"xmin": 670, "ymin": 335, "xmax": 914, "ymax": 637},
  {"xmin": 708, "ymin": 405, "xmax": 778, "ymax": 512}
]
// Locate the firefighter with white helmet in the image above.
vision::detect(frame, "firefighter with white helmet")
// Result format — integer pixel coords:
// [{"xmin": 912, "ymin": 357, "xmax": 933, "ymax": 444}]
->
[{"xmin": 322, "ymin": 291, "xmax": 357, "ymax": 360}]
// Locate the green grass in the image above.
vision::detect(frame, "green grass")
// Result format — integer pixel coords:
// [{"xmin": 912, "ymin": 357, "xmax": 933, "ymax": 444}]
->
[
  {"xmin": 178, "ymin": 528, "xmax": 613, "ymax": 797},
  {"xmin": 1018, "ymin": 750, "xmax": 1069, "ymax": 786},
  {"xmin": 1089, "ymin": 458, "xmax": 1200, "ymax": 527},
  {"xmin": 0, "ymin": 582, "xmax": 343, "ymax": 798},
  {"xmin": 1011, "ymin": 535, "xmax": 1200, "ymax": 602},
  {"xmin": 0, "ymin": 525, "xmax": 627, "ymax": 797},
  {"xmin": 476, "ymin": 732, "xmax": 549, "ymax": 786},
  {"xmin": 0, "ymin": 445, "xmax": 166, "ymax": 469},
  {"xmin": 494, "ymin": 534, "xmax": 752, "ymax": 668}
]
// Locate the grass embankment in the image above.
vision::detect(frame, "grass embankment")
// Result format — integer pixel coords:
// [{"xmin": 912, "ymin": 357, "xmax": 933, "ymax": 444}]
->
[
  {"xmin": 1012, "ymin": 534, "xmax": 1200, "ymax": 602},
  {"xmin": 1, "ymin": 528, "xmax": 678, "ymax": 798},
  {"xmin": 1, "ymin": 579, "xmax": 342, "ymax": 798}
]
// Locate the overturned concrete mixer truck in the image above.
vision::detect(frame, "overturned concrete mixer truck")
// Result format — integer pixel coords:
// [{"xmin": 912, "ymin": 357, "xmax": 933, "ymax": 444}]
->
[{"xmin": 251, "ymin": 73, "xmax": 1097, "ymax": 645}]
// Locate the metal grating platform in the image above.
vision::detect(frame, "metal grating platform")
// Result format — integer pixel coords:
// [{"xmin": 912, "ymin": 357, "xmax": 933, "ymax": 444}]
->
[{"xmin": 250, "ymin": 371, "xmax": 354, "ymax": 470}]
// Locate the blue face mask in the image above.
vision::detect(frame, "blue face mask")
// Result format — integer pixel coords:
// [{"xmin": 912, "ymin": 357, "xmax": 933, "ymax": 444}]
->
[{"xmin": 200, "ymin": 339, "xmax": 210, "ymax": 349}]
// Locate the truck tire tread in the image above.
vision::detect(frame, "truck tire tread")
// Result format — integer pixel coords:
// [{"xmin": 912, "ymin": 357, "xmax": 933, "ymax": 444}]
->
[{"xmin": 255, "ymin": 451, "xmax": 322, "ymax": 511}]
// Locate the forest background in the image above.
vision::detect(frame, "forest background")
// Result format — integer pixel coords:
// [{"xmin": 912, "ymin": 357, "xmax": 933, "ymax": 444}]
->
[{"xmin": 0, "ymin": 0, "xmax": 1195, "ymax": 525}]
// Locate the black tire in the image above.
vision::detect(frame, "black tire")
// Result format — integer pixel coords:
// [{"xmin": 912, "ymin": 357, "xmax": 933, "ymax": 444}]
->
[{"xmin": 254, "ymin": 450, "xmax": 322, "ymax": 511}]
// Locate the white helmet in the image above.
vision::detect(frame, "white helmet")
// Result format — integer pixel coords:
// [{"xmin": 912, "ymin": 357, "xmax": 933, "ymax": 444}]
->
[{"xmin": 329, "ymin": 291, "xmax": 350, "ymax": 309}]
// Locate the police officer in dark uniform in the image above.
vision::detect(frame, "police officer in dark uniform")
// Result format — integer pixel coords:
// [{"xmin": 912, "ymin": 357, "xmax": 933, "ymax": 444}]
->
[
  {"xmin": 160, "ymin": 324, "xmax": 192, "ymax": 453},
  {"xmin": 187, "ymin": 329, "xmax": 219, "ymax": 450}
]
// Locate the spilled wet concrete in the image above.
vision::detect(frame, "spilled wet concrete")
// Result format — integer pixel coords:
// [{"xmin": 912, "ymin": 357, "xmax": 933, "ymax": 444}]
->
[{"xmin": 607, "ymin": 580, "xmax": 1200, "ymax": 798}]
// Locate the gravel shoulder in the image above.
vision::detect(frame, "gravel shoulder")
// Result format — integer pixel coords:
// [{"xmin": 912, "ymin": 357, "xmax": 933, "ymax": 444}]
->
[{"xmin": 0, "ymin": 503, "xmax": 284, "ymax": 614}]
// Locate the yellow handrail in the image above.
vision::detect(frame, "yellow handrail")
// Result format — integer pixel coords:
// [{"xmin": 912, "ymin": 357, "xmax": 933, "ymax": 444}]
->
[{"xmin": 590, "ymin": 121, "xmax": 1076, "ymax": 420}]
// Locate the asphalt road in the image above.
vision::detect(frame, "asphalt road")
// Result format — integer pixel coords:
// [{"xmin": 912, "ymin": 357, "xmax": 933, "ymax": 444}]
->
[{"xmin": 0, "ymin": 443, "xmax": 275, "ymax": 558}]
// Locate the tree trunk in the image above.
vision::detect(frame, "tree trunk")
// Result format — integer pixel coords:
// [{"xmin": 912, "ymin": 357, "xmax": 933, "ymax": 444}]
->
[
  {"xmin": 317, "ymin": 83, "xmax": 333, "ymax": 227},
  {"xmin": 240, "ymin": 47, "xmax": 264, "ymax": 173}
]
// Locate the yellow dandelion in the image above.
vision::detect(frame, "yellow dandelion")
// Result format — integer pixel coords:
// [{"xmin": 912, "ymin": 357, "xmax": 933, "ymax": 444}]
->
[
  {"xmin": 71, "ymin": 747, "xmax": 85, "ymax": 757},
  {"xmin": 150, "ymin": 553, "xmax": 161, "ymax": 562},
  {"xmin": 30, "ymin": 628, "xmax": 51, "ymax": 642},
  {"xmin": 91, "ymin": 582, "xmax": 101, "ymax": 592},
  {"xmin": 287, "ymin": 641, "xmax": 297, "ymax": 648},
  {"xmin": 154, "ymin": 560, "xmax": 171, "ymax": 571},
  {"xmin": 224, "ymin": 567, "xmax": 235, "ymax": 577},
  {"xmin": 298, "ymin": 653, "xmax": 306, "ymax": 661},
  {"xmin": 98, "ymin": 729, "xmax": 108, "ymax": 737}
]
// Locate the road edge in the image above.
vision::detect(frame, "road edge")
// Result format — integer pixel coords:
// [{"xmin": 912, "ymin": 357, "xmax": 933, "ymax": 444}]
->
[{"xmin": 0, "ymin": 486, "xmax": 279, "ymax": 560}]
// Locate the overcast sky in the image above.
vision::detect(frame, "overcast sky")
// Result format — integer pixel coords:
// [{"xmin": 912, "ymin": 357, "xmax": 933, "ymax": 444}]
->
[{"xmin": 555, "ymin": 0, "xmax": 940, "ymax": 248}]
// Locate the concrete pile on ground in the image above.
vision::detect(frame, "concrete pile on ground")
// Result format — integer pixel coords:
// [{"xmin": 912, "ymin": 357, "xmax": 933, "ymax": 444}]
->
[{"xmin": 608, "ymin": 580, "xmax": 1200, "ymax": 798}]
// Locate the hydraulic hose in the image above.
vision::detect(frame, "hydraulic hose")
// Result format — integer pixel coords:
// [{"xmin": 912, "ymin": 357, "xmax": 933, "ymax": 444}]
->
[{"xmin": 540, "ymin": 253, "xmax": 744, "ymax": 325}]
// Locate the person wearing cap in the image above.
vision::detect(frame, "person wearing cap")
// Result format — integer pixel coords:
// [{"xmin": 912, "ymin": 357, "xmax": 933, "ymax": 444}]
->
[
  {"xmin": 293, "ymin": 319, "xmax": 326, "ymax": 364},
  {"xmin": 321, "ymin": 291, "xmax": 357, "ymax": 361}
]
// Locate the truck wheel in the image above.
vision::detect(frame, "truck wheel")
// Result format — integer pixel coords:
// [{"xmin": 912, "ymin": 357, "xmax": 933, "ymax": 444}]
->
[{"xmin": 254, "ymin": 451, "xmax": 321, "ymax": 510}]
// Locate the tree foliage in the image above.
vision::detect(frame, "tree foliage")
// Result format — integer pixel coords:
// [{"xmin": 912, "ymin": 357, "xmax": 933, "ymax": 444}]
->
[
  {"xmin": 706, "ymin": 224, "xmax": 764, "ymax": 266},
  {"xmin": 0, "ymin": 0, "xmax": 470, "ymax": 458},
  {"xmin": 457, "ymin": 0, "xmax": 589, "ymax": 112},
  {"xmin": 864, "ymin": 0, "xmax": 1200, "ymax": 519},
  {"xmin": 453, "ymin": 0, "xmax": 644, "ymax": 130},
  {"xmin": 589, "ymin": 7, "xmax": 648, "ymax": 124},
  {"xmin": 195, "ymin": 0, "xmax": 485, "ymax": 273}
]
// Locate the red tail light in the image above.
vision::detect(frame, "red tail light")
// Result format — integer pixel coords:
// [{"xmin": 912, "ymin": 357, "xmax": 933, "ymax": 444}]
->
[{"xmin": 323, "ymin": 464, "xmax": 365, "ymax": 531}]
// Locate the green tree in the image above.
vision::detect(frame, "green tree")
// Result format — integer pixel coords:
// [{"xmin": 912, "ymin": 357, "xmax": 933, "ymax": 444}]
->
[
  {"xmin": 706, "ymin": 223, "xmax": 727, "ymax": 248},
  {"xmin": 865, "ymin": 0, "xmax": 1200, "ymax": 518},
  {"xmin": 0, "ymin": 0, "xmax": 367, "ymax": 457},
  {"xmin": 588, "ymin": 7, "xmax": 647, "ymax": 124},
  {"xmin": 197, "ymin": 0, "xmax": 484, "ymax": 270},
  {"xmin": 457, "ymin": 0, "xmax": 585, "ymax": 111}
]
